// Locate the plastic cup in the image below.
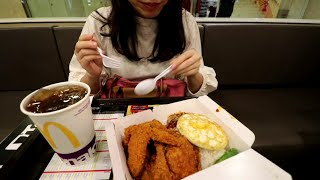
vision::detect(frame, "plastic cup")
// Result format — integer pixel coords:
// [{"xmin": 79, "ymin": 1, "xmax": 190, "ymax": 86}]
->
[{"xmin": 20, "ymin": 81, "xmax": 96, "ymax": 166}]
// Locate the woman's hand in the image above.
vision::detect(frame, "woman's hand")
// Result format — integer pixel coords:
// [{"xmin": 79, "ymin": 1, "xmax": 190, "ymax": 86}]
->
[
  {"xmin": 171, "ymin": 49, "xmax": 204, "ymax": 93},
  {"xmin": 75, "ymin": 34, "xmax": 103, "ymax": 79},
  {"xmin": 75, "ymin": 34, "xmax": 103, "ymax": 93},
  {"xmin": 170, "ymin": 49, "xmax": 201, "ymax": 77}
]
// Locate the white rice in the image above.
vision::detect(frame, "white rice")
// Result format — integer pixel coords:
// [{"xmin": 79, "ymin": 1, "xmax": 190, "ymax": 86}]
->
[{"xmin": 199, "ymin": 148, "xmax": 226, "ymax": 169}]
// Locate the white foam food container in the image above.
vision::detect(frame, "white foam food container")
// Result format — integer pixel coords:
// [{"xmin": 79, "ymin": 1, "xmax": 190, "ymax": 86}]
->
[{"xmin": 105, "ymin": 96, "xmax": 292, "ymax": 180}]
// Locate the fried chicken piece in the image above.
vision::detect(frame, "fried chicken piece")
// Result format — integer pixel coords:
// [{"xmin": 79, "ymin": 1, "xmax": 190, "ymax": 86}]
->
[
  {"xmin": 140, "ymin": 168, "xmax": 153, "ymax": 180},
  {"xmin": 165, "ymin": 131, "xmax": 200, "ymax": 179},
  {"xmin": 124, "ymin": 120, "xmax": 177, "ymax": 145},
  {"xmin": 125, "ymin": 127, "xmax": 150, "ymax": 178},
  {"xmin": 124, "ymin": 120, "xmax": 179, "ymax": 178},
  {"xmin": 141, "ymin": 134, "xmax": 199, "ymax": 180},
  {"xmin": 141, "ymin": 143, "xmax": 174, "ymax": 180}
]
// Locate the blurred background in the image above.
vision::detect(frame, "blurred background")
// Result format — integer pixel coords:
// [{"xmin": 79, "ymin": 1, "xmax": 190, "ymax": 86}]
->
[{"xmin": 0, "ymin": 0, "xmax": 319, "ymax": 19}]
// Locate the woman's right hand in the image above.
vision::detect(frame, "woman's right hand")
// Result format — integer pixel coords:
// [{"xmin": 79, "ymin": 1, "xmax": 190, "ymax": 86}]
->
[{"xmin": 75, "ymin": 34, "xmax": 103, "ymax": 80}]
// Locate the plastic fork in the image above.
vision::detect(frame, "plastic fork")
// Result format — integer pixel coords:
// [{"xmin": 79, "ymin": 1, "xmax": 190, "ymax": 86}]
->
[{"xmin": 97, "ymin": 47, "xmax": 121, "ymax": 69}]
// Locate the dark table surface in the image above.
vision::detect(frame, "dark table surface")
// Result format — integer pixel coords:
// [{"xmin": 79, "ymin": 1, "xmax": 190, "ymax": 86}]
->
[{"xmin": 0, "ymin": 97, "xmax": 192, "ymax": 180}]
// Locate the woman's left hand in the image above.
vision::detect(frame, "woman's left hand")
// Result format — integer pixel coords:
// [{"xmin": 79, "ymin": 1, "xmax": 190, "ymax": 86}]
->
[{"xmin": 170, "ymin": 49, "xmax": 201, "ymax": 77}]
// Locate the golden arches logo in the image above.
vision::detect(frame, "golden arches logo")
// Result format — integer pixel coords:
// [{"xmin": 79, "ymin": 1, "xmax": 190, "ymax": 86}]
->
[{"xmin": 38, "ymin": 122, "xmax": 81, "ymax": 149}]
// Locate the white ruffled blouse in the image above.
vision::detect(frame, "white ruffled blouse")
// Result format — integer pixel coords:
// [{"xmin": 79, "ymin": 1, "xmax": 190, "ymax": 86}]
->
[{"xmin": 69, "ymin": 6, "xmax": 218, "ymax": 96}]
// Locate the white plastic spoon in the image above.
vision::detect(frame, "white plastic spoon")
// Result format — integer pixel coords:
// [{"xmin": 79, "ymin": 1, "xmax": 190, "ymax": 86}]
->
[{"xmin": 134, "ymin": 65, "xmax": 173, "ymax": 96}]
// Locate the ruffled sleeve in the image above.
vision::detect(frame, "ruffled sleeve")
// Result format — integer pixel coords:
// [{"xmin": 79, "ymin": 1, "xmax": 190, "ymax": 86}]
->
[
  {"xmin": 187, "ymin": 66, "xmax": 218, "ymax": 96},
  {"xmin": 183, "ymin": 11, "xmax": 218, "ymax": 96}
]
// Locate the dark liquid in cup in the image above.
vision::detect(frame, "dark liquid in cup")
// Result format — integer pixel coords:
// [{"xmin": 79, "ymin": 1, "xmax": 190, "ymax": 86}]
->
[{"xmin": 26, "ymin": 85, "xmax": 87, "ymax": 113}]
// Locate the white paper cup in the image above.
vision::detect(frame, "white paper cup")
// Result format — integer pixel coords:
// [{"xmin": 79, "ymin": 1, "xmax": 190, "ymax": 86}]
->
[{"xmin": 20, "ymin": 81, "xmax": 96, "ymax": 166}]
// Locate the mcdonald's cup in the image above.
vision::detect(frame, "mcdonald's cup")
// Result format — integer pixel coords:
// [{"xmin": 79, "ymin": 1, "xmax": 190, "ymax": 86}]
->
[{"xmin": 20, "ymin": 81, "xmax": 96, "ymax": 166}]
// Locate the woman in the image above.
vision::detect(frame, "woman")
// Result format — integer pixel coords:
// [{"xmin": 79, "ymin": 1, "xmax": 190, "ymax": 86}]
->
[{"xmin": 69, "ymin": 0, "xmax": 218, "ymax": 96}]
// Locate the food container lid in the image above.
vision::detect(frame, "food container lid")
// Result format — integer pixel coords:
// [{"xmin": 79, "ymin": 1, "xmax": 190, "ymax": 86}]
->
[{"xmin": 184, "ymin": 149, "xmax": 292, "ymax": 180}]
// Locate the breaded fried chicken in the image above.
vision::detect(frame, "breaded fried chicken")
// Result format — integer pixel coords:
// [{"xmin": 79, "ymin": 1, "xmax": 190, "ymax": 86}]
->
[
  {"xmin": 124, "ymin": 120, "xmax": 179, "ymax": 178},
  {"xmin": 141, "ymin": 143, "xmax": 174, "ymax": 180},
  {"xmin": 165, "ymin": 130, "xmax": 200, "ymax": 179}
]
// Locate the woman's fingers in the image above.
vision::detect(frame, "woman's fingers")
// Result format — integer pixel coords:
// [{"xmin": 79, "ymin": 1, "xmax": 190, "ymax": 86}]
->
[
  {"xmin": 79, "ymin": 34, "xmax": 93, "ymax": 41},
  {"xmin": 171, "ymin": 50, "xmax": 194, "ymax": 70},
  {"xmin": 78, "ymin": 55, "xmax": 103, "ymax": 77},
  {"xmin": 93, "ymin": 56, "xmax": 103, "ymax": 67},
  {"xmin": 89, "ymin": 59, "xmax": 103, "ymax": 75},
  {"xmin": 79, "ymin": 55, "xmax": 102, "ymax": 67},
  {"xmin": 181, "ymin": 68, "xmax": 199, "ymax": 77},
  {"xmin": 92, "ymin": 36, "xmax": 100, "ymax": 46},
  {"xmin": 77, "ymin": 49, "xmax": 100, "ymax": 60},
  {"xmin": 173, "ymin": 55, "xmax": 200, "ymax": 74},
  {"xmin": 74, "ymin": 34, "xmax": 103, "ymax": 78},
  {"xmin": 177, "ymin": 60, "xmax": 200, "ymax": 76},
  {"xmin": 75, "ymin": 41, "xmax": 97, "ymax": 54},
  {"xmin": 171, "ymin": 49, "xmax": 201, "ymax": 76},
  {"xmin": 75, "ymin": 34, "xmax": 97, "ymax": 54}
]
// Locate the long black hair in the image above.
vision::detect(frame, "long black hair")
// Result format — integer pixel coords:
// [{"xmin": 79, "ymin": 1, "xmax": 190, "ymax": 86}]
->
[{"xmin": 93, "ymin": 0, "xmax": 186, "ymax": 62}]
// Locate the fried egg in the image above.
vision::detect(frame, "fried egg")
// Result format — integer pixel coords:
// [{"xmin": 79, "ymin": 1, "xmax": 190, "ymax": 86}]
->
[{"xmin": 177, "ymin": 113, "xmax": 228, "ymax": 151}]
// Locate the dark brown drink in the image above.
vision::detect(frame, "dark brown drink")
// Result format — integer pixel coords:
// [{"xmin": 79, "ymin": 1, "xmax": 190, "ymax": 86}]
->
[{"xmin": 26, "ymin": 85, "xmax": 87, "ymax": 113}]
